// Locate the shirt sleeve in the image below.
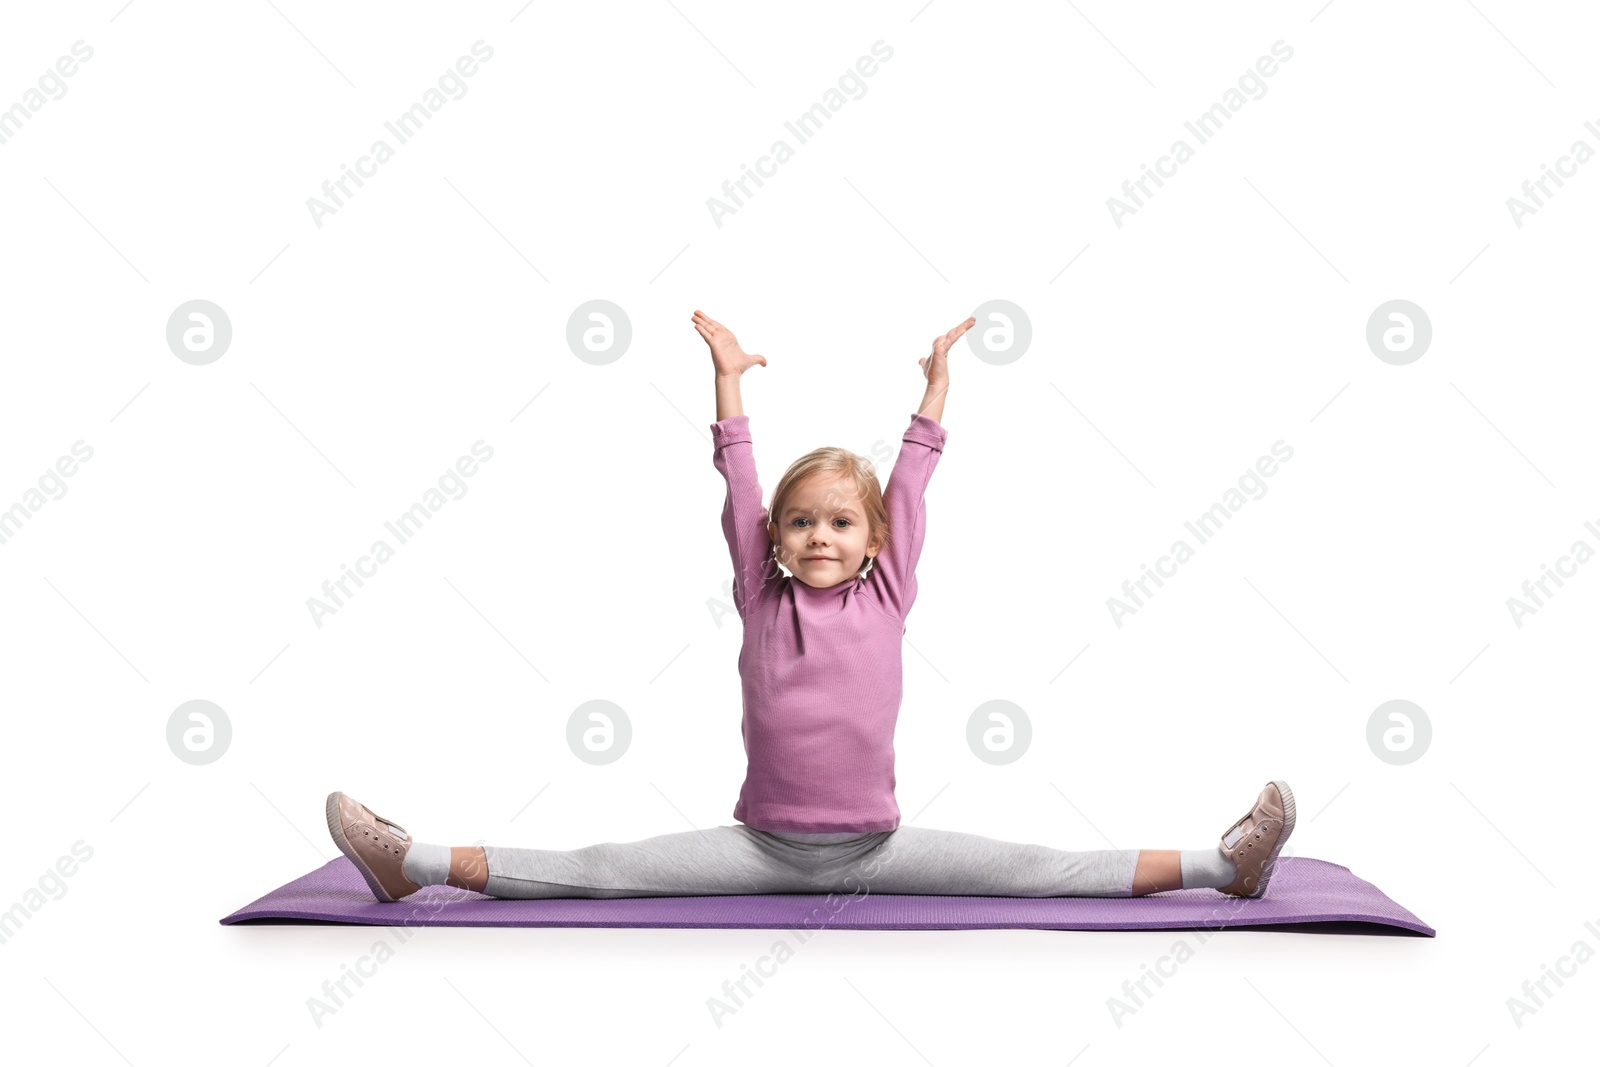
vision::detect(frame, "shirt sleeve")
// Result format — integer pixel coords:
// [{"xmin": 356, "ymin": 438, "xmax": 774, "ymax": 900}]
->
[
  {"xmin": 711, "ymin": 414, "xmax": 780, "ymax": 619},
  {"xmin": 869, "ymin": 412, "xmax": 947, "ymax": 621}
]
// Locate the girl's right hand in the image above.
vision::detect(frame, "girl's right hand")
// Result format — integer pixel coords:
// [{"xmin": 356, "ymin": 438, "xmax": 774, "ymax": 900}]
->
[{"xmin": 693, "ymin": 310, "xmax": 767, "ymax": 377}]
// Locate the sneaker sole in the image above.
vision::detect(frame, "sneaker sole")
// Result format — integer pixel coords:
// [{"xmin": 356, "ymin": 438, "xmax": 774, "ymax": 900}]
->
[{"xmin": 324, "ymin": 791, "xmax": 402, "ymax": 903}]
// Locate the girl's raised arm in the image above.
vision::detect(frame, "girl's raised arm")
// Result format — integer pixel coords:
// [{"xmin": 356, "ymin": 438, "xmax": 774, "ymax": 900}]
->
[
  {"xmin": 871, "ymin": 316, "xmax": 972, "ymax": 620},
  {"xmin": 697, "ymin": 311, "xmax": 777, "ymax": 619},
  {"xmin": 871, "ymin": 414, "xmax": 947, "ymax": 621}
]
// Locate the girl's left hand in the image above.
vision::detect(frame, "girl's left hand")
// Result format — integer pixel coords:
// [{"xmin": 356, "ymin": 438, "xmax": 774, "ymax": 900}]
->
[{"xmin": 920, "ymin": 316, "xmax": 975, "ymax": 386}]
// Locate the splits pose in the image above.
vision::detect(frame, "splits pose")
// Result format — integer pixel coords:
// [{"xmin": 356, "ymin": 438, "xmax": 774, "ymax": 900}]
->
[{"xmin": 325, "ymin": 310, "xmax": 1296, "ymax": 902}]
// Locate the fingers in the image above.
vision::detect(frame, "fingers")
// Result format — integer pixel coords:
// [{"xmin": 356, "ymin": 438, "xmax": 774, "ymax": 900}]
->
[
  {"xmin": 929, "ymin": 316, "xmax": 976, "ymax": 357},
  {"xmin": 694, "ymin": 316, "xmax": 732, "ymax": 348}
]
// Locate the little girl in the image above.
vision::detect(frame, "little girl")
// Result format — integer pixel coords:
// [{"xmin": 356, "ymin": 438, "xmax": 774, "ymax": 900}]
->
[{"xmin": 325, "ymin": 310, "xmax": 1296, "ymax": 903}]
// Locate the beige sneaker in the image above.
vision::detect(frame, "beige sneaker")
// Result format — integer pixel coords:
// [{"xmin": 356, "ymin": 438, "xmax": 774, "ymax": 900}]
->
[
  {"xmin": 1217, "ymin": 780, "xmax": 1296, "ymax": 898},
  {"xmin": 325, "ymin": 791, "xmax": 423, "ymax": 902}
]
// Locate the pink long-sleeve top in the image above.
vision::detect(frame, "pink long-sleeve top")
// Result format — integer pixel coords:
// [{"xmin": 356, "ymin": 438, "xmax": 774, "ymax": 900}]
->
[{"xmin": 710, "ymin": 411, "xmax": 948, "ymax": 833}]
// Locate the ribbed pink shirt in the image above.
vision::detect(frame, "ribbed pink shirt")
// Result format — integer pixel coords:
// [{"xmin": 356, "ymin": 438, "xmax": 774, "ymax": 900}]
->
[{"xmin": 710, "ymin": 412, "xmax": 948, "ymax": 833}]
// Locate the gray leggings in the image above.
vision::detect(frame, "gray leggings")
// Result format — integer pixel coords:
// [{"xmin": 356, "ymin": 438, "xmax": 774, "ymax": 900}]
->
[{"xmin": 482, "ymin": 823, "xmax": 1141, "ymax": 899}]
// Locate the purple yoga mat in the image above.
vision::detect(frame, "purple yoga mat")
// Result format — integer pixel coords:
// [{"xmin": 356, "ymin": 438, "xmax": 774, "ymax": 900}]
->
[{"xmin": 220, "ymin": 855, "xmax": 1434, "ymax": 936}]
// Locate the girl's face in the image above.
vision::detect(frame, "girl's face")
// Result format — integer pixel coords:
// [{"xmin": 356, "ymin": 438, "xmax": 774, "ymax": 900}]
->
[{"xmin": 769, "ymin": 472, "xmax": 882, "ymax": 588}]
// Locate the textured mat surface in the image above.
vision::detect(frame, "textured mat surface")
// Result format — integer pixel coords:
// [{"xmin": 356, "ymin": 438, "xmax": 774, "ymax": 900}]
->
[{"xmin": 221, "ymin": 856, "xmax": 1434, "ymax": 935}]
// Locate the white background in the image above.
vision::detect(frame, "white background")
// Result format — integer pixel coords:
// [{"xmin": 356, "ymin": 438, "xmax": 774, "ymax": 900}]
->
[{"xmin": 2, "ymin": 0, "xmax": 1596, "ymax": 1063}]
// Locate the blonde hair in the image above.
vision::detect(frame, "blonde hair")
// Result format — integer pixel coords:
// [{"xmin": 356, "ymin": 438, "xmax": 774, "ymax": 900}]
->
[{"xmin": 768, "ymin": 447, "xmax": 890, "ymax": 579}]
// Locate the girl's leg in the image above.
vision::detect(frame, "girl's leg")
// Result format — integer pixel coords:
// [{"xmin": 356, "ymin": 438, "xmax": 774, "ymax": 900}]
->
[
  {"xmin": 466, "ymin": 824, "xmax": 817, "ymax": 900},
  {"xmin": 814, "ymin": 825, "xmax": 1148, "ymax": 898},
  {"xmin": 1132, "ymin": 849, "xmax": 1183, "ymax": 895},
  {"xmin": 803, "ymin": 780, "xmax": 1294, "ymax": 899},
  {"xmin": 331, "ymin": 791, "xmax": 869, "ymax": 904},
  {"xmin": 449, "ymin": 846, "xmax": 488, "ymax": 891}
]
